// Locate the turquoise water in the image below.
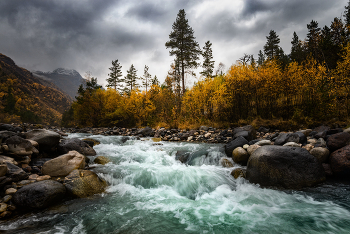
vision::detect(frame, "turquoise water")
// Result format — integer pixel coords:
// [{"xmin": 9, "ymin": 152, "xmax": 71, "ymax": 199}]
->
[{"xmin": 1, "ymin": 134, "xmax": 350, "ymax": 234}]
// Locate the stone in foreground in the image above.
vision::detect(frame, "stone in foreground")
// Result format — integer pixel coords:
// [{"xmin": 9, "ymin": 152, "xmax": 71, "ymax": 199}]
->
[
  {"xmin": 64, "ymin": 169, "xmax": 107, "ymax": 198},
  {"xmin": 329, "ymin": 145, "xmax": 350, "ymax": 177},
  {"xmin": 13, "ymin": 180, "xmax": 66, "ymax": 209},
  {"xmin": 42, "ymin": 150, "xmax": 86, "ymax": 177},
  {"xmin": 246, "ymin": 145, "xmax": 325, "ymax": 189}
]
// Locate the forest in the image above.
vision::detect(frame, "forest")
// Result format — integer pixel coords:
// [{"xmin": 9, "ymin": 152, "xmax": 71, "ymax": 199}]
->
[{"xmin": 63, "ymin": 2, "xmax": 350, "ymax": 130}]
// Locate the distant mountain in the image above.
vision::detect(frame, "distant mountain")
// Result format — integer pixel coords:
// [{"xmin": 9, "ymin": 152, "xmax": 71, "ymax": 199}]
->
[
  {"xmin": 33, "ymin": 68, "xmax": 85, "ymax": 99},
  {"xmin": 0, "ymin": 53, "xmax": 72, "ymax": 125}
]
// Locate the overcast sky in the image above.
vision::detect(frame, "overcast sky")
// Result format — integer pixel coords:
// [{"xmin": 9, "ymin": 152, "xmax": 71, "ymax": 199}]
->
[{"xmin": 0, "ymin": 0, "xmax": 348, "ymax": 87}]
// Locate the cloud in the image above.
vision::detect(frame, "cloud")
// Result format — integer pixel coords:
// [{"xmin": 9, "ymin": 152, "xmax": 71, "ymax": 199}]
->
[{"xmin": 0, "ymin": 0, "xmax": 348, "ymax": 87}]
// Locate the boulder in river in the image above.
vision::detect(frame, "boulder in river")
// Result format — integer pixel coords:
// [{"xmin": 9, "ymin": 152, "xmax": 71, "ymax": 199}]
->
[
  {"xmin": 232, "ymin": 147, "xmax": 250, "ymax": 166},
  {"xmin": 246, "ymin": 145, "xmax": 326, "ymax": 189},
  {"xmin": 42, "ymin": 150, "xmax": 86, "ymax": 177},
  {"xmin": 274, "ymin": 133, "xmax": 299, "ymax": 145},
  {"xmin": 329, "ymin": 145, "xmax": 350, "ymax": 178},
  {"xmin": 58, "ymin": 138, "xmax": 96, "ymax": 156},
  {"xmin": 224, "ymin": 136, "xmax": 248, "ymax": 157},
  {"xmin": 5, "ymin": 136, "xmax": 36, "ymax": 157},
  {"xmin": 64, "ymin": 169, "xmax": 107, "ymax": 198},
  {"xmin": 13, "ymin": 180, "xmax": 66, "ymax": 209},
  {"xmin": 326, "ymin": 132, "xmax": 350, "ymax": 152},
  {"xmin": 25, "ymin": 129, "xmax": 61, "ymax": 151}
]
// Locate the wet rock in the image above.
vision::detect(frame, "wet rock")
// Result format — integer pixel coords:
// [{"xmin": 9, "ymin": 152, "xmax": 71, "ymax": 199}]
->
[
  {"xmin": 232, "ymin": 147, "xmax": 250, "ymax": 166},
  {"xmin": 6, "ymin": 163, "xmax": 28, "ymax": 182},
  {"xmin": 25, "ymin": 129, "xmax": 61, "ymax": 151},
  {"xmin": 303, "ymin": 144, "xmax": 314, "ymax": 152},
  {"xmin": 221, "ymin": 158, "xmax": 233, "ymax": 168},
  {"xmin": 257, "ymin": 127, "xmax": 269, "ymax": 133},
  {"xmin": 326, "ymin": 132, "xmax": 350, "ymax": 152},
  {"xmin": 255, "ymin": 140, "xmax": 272, "ymax": 146},
  {"xmin": 36, "ymin": 175, "xmax": 51, "ymax": 182},
  {"xmin": 94, "ymin": 156, "xmax": 110, "ymax": 165},
  {"xmin": 323, "ymin": 163, "xmax": 333, "ymax": 177},
  {"xmin": 2, "ymin": 195, "xmax": 12, "ymax": 203},
  {"xmin": 283, "ymin": 142, "xmax": 301, "ymax": 147},
  {"xmin": 175, "ymin": 151, "xmax": 190, "ymax": 163},
  {"xmin": 138, "ymin": 127, "xmax": 153, "ymax": 137},
  {"xmin": 0, "ymin": 131, "xmax": 17, "ymax": 143},
  {"xmin": 13, "ymin": 180, "xmax": 66, "ymax": 209},
  {"xmin": 274, "ymin": 133, "xmax": 299, "ymax": 145},
  {"xmin": 5, "ymin": 136, "xmax": 35, "ymax": 156},
  {"xmin": 329, "ymin": 145, "xmax": 350, "ymax": 177},
  {"xmin": 199, "ymin": 126, "xmax": 209, "ymax": 131},
  {"xmin": 247, "ymin": 145, "xmax": 260, "ymax": 155},
  {"xmin": 233, "ymin": 131, "xmax": 253, "ymax": 142},
  {"xmin": 246, "ymin": 146, "xmax": 326, "ymax": 189},
  {"xmin": 310, "ymin": 147, "xmax": 330, "ymax": 163},
  {"xmin": 82, "ymin": 138, "xmax": 101, "ymax": 147},
  {"xmin": 231, "ymin": 168, "xmax": 246, "ymax": 179},
  {"xmin": 42, "ymin": 151, "xmax": 86, "ymax": 177},
  {"xmin": 0, "ymin": 124, "xmax": 21, "ymax": 132},
  {"xmin": 5, "ymin": 188, "xmax": 17, "ymax": 195},
  {"xmin": 295, "ymin": 131, "xmax": 307, "ymax": 145},
  {"xmin": 0, "ymin": 203, "xmax": 7, "ymax": 213},
  {"xmin": 0, "ymin": 163, "xmax": 8, "ymax": 177},
  {"xmin": 58, "ymin": 138, "xmax": 96, "ymax": 156},
  {"xmin": 63, "ymin": 169, "xmax": 107, "ymax": 198},
  {"xmin": 314, "ymin": 125, "xmax": 331, "ymax": 133},
  {"xmin": 224, "ymin": 136, "xmax": 249, "ymax": 157},
  {"xmin": 233, "ymin": 125, "xmax": 256, "ymax": 141}
]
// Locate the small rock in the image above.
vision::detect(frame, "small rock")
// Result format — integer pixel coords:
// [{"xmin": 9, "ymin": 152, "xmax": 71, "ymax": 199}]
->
[
  {"xmin": 255, "ymin": 140, "xmax": 272, "ymax": 146},
  {"xmin": 283, "ymin": 142, "xmax": 301, "ymax": 147},
  {"xmin": 0, "ymin": 211, "xmax": 11, "ymax": 219},
  {"xmin": 303, "ymin": 144, "xmax": 314, "ymax": 152},
  {"xmin": 243, "ymin": 144, "xmax": 249, "ymax": 150},
  {"xmin": 187, "ymin": 136, "xmax": 193, "ymax": 141},
  {"xmin": 5, "ymin": 188, "xmax": 17, "ymax": 195},
  {"xmin": 221, "ymin": 158, "xmax": 233, "ymax": 168},
  {"xmin": 36, "ymin": 175, "xmax": 51, "ymax": 181},
  {"xmin": 0, "ymin": 164, "xmax": 8, "ymax": 177},
  {"xmin": 29, "ymin": 174, "xmax": 39, "ymax": 180},
  {"xmin": 2, "ymin": 195, "xmax": 12, "ymax": 203},
  {"xmin": 232, "ymin": 147, "xmax": 250, "ymax": 166},
  {"xmin": 151, "ymin": 138, "xmax": 161, "ymax": 142},
  {"xmin": 0, "ymin": 203, "xmax": 7, "ymax": 213},
  {"xmin": 93, "ymin": 156, "xmax": 110, "ymax": 165},
  {"xmin": 247, "ymin": 145, "xmax": 260, "ymax": 155},
  {"xmin": 231, "ymin": 168, "xmax": 246, "ymax": 179},
  {"xmin": 310, "ymin": 147, "xmax": 330, "ymax": 163}
]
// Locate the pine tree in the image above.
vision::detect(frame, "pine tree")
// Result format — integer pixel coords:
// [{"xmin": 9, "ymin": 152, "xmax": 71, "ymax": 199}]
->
[
  {"xmin": 124, "ymin": 64, "xmax": 138, "ymax": 94},
  {"xmin": 152, "ymin": 75, "xmax": 159, "ymax": 86},
  {"xmin": 106, "ymin": 59, "xmax": 123, "ymax": 91},
  {"xmin": 200, "ymin": 40, "xmax": 215, "ymax": 78},
  {"xmin": 264, "ymin": 30, "xmax": 281, "ymax": 60},
  {"xmin": 290, "ymin": 32, "xmax": 305, "ymax": 63},
  {"xmin": 257, "ymin": 50, "xmax": 265, "ymax": 65},
  {"xmin": 141, "ymin": 65, "xmax": 151, "ymax": 92},
  {"xmin": 306, "ymin": 20, "xmax": 321, "ymax": 60},
  {"xmin": 165, "ymin": 9, "xmax": 201, "ymax": 94}
]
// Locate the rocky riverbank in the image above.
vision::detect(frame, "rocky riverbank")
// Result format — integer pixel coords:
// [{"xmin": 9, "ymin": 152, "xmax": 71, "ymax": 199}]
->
[
  {"xmin": 0, "ymin": 123, "xmax": 107, "ymax": 219},
  {"xmin": 1, "ymin": 122, "xmax": 350, "ymax": 219}
]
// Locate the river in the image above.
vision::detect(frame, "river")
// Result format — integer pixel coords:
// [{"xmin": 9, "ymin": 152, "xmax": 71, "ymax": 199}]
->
[{"xmin": 1, "ymin": 134, "xmax": 350, "ymax": 233}]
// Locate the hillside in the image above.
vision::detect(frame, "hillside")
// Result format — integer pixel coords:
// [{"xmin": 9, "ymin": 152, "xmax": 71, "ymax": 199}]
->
[
  {"xmin": 0, "ymin": 53, "xmax": 72, "ymax": 125},
  {"xmin": 33, "ymin": 68, "xmax": 85, "ymax": 99}
]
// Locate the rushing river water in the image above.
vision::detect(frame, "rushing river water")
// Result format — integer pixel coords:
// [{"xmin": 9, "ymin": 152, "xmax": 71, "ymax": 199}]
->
[{"xmin": 1, "ymin": 134, "xmax": 350, "ymax": 234}]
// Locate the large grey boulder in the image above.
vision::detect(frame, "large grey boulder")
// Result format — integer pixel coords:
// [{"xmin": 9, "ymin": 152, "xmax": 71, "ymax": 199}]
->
[
  {"xmin": 42, "ymin": 151, "xmax": 86, "ymax": 177},
  {"xmin": 25, "ymin": 129, "xmax": 61, "ymax": 151},
  {"xmin": 326, "ymin": 132, "xmax": 350, "ymax": 152},
  {"xmin": 329, "ymin": 145, "xmax": 350, "ymax": 178},
  {"xmin": 233, "ymin": 125, "xmax": 256, "ymax": 141},
  {"xmin": 57, "ymin": 138, "xmax": 96, "ymax": 156},
  {"xmin": 138, "ymin": 127, "xmax": 153, "ymax": 137},
  {"xmin": 64, "ymin": 169, "xmax": 107, "ymax": 198},
  {"xmin": 246, "ymin": 145, "xmax": 325, "ymax": 189},
  {"xmin": 13, "ymin": 180, "xmax": 66, "ymax": 209},
  {"xmin": 5, "ymin": 136, "xmax": 36, "ymax": 156}
]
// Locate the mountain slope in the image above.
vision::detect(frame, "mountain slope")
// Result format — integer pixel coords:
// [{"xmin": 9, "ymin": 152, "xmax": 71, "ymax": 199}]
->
[
  {"xmin": 33, "ymin": 68, "xmax": 85, "ymax": 99},
  {"xmin": 0, "ymin": 53, "xmax": 72, "ymax": 125}
]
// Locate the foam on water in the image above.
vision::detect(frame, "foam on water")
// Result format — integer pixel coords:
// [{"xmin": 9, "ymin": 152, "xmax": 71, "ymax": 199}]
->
[{"xmin": 1, "ymin": 134, "xmax": 350, "ymax": 233}]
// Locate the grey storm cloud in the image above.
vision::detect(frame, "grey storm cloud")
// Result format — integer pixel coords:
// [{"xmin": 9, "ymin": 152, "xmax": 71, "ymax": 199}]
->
[{"xmin": 0, "ymin": 0, "xmax": 348, "ymax": 87}]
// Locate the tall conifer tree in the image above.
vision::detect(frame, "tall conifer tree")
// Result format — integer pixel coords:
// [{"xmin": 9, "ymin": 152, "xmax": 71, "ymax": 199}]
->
[
  {"xmin": 264, "ymin": 30, "xmax": 281, "ymax": 60},
  {"xmin": 200, "ymin": 41, "xmax": 215, "ymax": 78},
  {"xmin": 165, "ymin": 9, "xmax": 201, "ymax": 94},
  {"xmin": 106, "ymin": 60, "xmax": 123, "ymax": 91},
  {"xmin": 124, "ymin": 64, "xmax": 138, "ymax": 94}
]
